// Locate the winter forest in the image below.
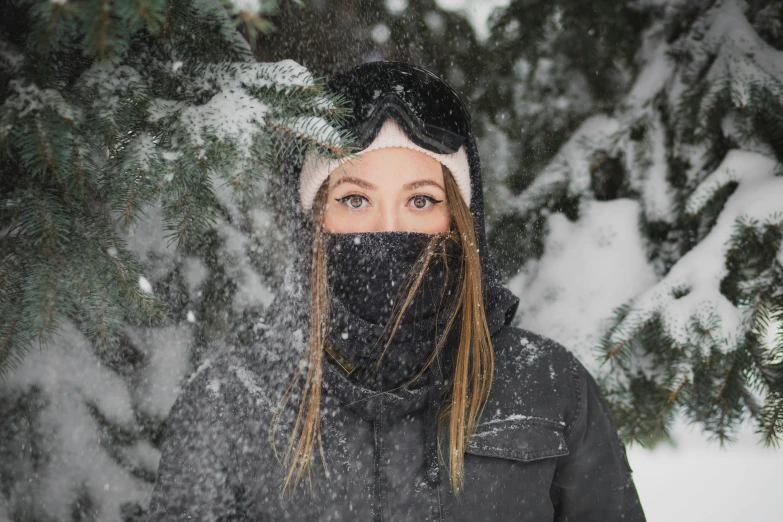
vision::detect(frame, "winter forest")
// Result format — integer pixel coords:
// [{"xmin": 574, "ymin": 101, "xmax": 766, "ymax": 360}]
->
[{"xmin": 1, "ymin": 0, "xmax": 782, "ymax": 520}]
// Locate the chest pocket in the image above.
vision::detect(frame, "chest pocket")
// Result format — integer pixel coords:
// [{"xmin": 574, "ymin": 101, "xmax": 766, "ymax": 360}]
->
[{"xmin": 465, "ymin": 417, "xmax": 569, "ymax": 462}]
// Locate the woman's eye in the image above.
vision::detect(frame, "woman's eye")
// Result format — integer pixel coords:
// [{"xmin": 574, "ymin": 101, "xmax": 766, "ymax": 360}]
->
[
  {"xmin": 409, "ymin": 195, "xmax": 441, "ymax": 209},
  {"xmin": 336, "ymin": 195, "xmax": 369, "ymax": 209}
]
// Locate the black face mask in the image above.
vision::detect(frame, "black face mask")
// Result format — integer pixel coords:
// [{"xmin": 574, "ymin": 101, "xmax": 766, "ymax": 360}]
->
[
  {"xmin": 324, "ymin": 231, "xmax": 462, "ymax": 391},
  {"xmin": 325, "ymin": 231, "xmax": 460, "ymax": 327}
]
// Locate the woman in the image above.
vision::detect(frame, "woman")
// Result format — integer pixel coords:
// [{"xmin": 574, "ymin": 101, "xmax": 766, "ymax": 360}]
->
[{"xmin": 147, "ymin": 61, "xmax": 646, "ymax": 521}]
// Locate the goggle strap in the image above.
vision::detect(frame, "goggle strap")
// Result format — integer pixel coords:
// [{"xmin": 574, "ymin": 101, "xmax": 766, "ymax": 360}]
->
[{"xmin": 355, "ymin": 95, "xmax": 465, "ymax": 155}]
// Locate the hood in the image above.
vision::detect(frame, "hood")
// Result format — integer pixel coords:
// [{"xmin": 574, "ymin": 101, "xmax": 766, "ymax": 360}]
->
[{"xmin": 241, "ymin": 60, "xmax": 519, "ymax": 417}]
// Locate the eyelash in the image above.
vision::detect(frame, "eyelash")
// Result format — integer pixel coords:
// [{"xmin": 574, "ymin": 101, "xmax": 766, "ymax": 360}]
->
[
  {"xmin": 334, "ymin": 194, "xmax": 444, "ymax": 210},
  {"xmin": 335, "ymin": 194, "xmax": 369, "ymax": 209},
  {"xmin": 409, "ymin": 195, "xmax": 443, "ymax": 209}
]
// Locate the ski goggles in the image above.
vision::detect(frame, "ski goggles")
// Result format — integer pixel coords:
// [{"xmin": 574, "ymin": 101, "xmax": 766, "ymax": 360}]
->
[{"xmin": 327, "ymin": 61, "xmax": 472, "ymax": 155}]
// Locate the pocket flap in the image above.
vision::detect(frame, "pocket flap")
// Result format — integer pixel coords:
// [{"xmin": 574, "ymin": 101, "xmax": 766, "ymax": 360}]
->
[{"xmin": 466, "ymin": 417, "xmax": 569, "ymax": 462}]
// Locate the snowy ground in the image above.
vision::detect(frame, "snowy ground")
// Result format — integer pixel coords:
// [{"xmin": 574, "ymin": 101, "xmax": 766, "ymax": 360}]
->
[{"xmin": 627, "ymin": 419, "xmax": 782, "ymax": 521}]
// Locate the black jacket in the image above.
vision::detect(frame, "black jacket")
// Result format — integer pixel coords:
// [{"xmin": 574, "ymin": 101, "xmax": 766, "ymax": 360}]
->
[
  {"xmin": 148, "ymin": 293, "xmax": 646, "ymax": 521},
  {"xmin": 147, "ymin": 62, "xmax": 646, "ymax": 521}
]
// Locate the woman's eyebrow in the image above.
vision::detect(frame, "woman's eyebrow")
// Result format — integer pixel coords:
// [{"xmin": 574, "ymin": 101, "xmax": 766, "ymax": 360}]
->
[
  {"xmin": 403, "ymin": 179, "xmax": 445, "ymax": 191},
  {"xmin": 331, "ymin": 176, "xmax": 377, "ymax": 190}
]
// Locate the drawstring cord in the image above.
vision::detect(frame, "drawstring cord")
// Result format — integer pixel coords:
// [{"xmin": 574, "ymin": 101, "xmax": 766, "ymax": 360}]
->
[{"xmin": 423, "ymin": 380, "xmax": 443, "ymax": 486}]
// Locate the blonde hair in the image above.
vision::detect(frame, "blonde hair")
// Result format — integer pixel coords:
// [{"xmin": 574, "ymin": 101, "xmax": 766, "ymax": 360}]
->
[{"xmin": 271, "ymin": 166, "xmax": 494, "ymax": 495}]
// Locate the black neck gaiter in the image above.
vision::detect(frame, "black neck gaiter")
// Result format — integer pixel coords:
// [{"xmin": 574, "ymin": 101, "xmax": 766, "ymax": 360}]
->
[
  {"xmin": 326, "ymin": 231, "xmax": 459, "ymax": 324},
  {"xmin": 325, "ymin": 231, "xmax": 461, "ymax": 390}
]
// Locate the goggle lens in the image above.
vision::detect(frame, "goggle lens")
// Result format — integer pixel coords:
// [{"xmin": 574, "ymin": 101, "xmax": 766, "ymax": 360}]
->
[{"xmin": 328, "ymin": 62, "xmax": 471, "ymax": 154}]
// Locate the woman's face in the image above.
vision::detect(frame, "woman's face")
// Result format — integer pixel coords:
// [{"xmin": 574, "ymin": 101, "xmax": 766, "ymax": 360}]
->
[{"xmin": 323, "ymin": 147, "xmax": 451, "ymax": 233}]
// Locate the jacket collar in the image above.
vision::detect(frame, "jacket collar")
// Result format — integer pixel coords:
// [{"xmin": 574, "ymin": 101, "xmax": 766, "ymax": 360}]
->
[{"xmin": 322, "ymin": 280, "xmax": 519, "ymax": 422}]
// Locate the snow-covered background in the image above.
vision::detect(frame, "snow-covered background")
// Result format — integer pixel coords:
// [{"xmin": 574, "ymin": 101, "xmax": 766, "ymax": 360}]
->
[
  {"xmin": 2, "ymin": 0, "xmax": 782, "ymax": 520},
  {"xmin": 628, "ymin": 419, "xmax": 781, "ymax": 521}
]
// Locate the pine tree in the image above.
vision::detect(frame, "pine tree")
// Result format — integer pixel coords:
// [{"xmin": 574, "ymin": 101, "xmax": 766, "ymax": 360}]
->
[
  {"xmin": 479, "ymin": 0, "xmax": 654, "ymax": 273},
  {"xmin": 0, "ymin": 0, "xmax": 352, "ymax": 519},
  {"xmin": 489, "ymin": 0, "xmax": 783, "ymax": 447}
]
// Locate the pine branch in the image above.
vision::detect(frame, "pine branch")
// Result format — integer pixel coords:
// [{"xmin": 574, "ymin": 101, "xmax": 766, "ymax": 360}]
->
[{"xmin": 2, "ymin": 0, "xmax": 353, "ymax": 382}]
